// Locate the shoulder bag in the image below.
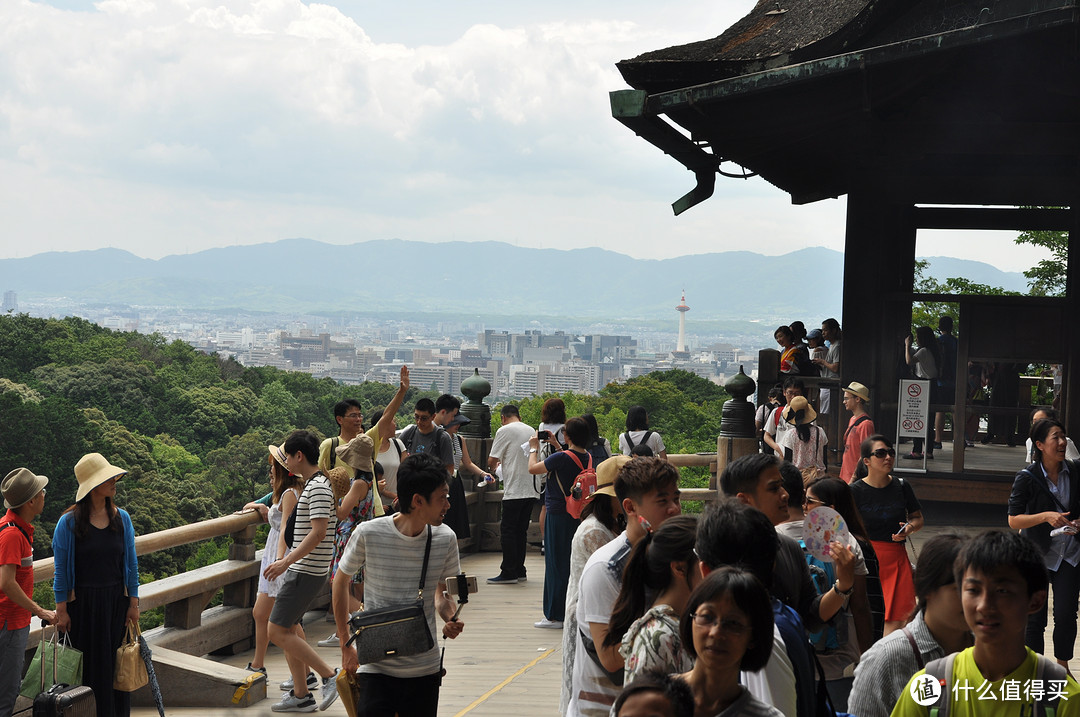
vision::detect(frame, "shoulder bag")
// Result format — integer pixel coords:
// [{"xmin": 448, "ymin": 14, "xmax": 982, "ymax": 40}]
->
[{"xmin": 346, "ymin": 526, "xmax": 435, "ymax": 664}]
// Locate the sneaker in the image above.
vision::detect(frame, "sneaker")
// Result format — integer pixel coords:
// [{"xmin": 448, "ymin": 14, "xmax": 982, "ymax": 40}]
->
[
  {"xmin": 246, "ymin": 663, "xmax": 267, "ymax": 677},
  {"xmin": 901, "ymin": 452, "xmax": 923, "ymax": 460},
  {"xmin": 280, "ymin": 672, "xmax": 318, "ymax": 692},
  {"xmin": 487, "ymin": 575, "xmax": 519, "ymax": 585},
  {"xmin": 933, "ymin": 441, "xmax": 943, "ymax": 450},
  {"xmin": 319, "ymin": 670, "xmax": 340, "ymax": 711},
  {"xmin": 317, "ymin": 633, "xmax": 339, "ymax": 647},
  {"xmin": 271, "ymin": 691, "xmax": 317, "ymax": 713},
  {"xmin": 518, "ymin": 575, "xmax": 527, "ymax": 582},
  {"xmin": 534, "ymin": 618, "xmax": 563, "ymax": 629},
  {"xmin": 965, "ymin": 440, "xmax": 975, "ymax": 448}
]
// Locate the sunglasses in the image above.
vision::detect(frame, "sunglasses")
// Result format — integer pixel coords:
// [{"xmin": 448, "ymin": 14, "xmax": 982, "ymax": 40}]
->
[{"xmin": 871, "ymin": 448, "xmax": 896, "ymax": 459}]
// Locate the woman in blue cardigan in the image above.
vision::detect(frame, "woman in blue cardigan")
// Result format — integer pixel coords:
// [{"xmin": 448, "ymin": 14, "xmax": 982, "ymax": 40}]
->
[{"xmin": 53, "ymin": 453, "xmax": 139, "ymax": 717}]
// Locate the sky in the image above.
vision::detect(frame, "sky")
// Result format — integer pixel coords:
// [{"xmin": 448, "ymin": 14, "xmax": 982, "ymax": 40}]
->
[{"xmin": 0, "ymin": 0, "xmax": 1048, "ymax": 272}]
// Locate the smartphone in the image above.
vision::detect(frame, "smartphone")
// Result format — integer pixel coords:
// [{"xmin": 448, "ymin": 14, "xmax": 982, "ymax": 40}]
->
[
  {"xmin": 538, "ymin": 430, "xmax": 551, "ymax": 440},
  {"xmin": 445, "ymin": 575, "xmax": 478, "ymax": 597}
]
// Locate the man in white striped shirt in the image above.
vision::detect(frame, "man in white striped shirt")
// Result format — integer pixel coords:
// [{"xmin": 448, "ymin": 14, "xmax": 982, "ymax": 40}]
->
[
  {"xmin": 265, "ymin": 429, "xmax": 341, "ymax": 712},
  {"xmin": 331, "ymin": 453, "xmax": 464, "ymax": 717}
]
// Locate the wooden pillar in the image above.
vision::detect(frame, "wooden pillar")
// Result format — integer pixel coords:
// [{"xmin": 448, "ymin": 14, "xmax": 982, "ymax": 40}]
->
[
  {"xmin": 840, "ymin": 187, "xmax": 917, "ymax": 439},
  {"xmin": 1065, "ymin": 206, "xmax": 1080, "ymax": 436}
]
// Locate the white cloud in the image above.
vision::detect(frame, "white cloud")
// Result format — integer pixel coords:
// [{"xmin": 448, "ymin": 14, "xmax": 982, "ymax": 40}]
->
[{"xmin": 0, "ymin": 0, "xmax": 1036, "ymax": 272}]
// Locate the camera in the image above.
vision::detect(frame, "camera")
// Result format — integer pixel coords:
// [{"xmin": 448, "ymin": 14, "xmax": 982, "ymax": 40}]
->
[{"xmin": 538, "ymin": 430, "xmax": 551, "ymax": 440}]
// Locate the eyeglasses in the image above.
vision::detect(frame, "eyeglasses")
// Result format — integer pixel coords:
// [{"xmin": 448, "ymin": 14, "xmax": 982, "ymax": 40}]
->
[
  {"xmin": 414, "ymin": 413, "xmax": 432, "ymax": 421},
  {"xmin": 804, "ymin": 496, "xmax": 826, "ymax": 507},
  {"xmin": 344, "ymin": 412, "xmax": 362, "ymax": 420},
  {"xmin": 871, "ymin": 448, "xmax": 896, "ymax": 459},
  {"xmin": 691, "ymin": 612, "xmax": 751, "ymax": 635}
]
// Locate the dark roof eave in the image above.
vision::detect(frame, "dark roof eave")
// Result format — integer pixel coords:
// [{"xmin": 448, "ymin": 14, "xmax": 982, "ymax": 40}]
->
[
  {"xmin": 644, "ymin": 5, "xmax": 1077, "ymax": 114},
  {"xmin": 611, "ymin": 5, "xmax": 1079, "ymax": 210}
]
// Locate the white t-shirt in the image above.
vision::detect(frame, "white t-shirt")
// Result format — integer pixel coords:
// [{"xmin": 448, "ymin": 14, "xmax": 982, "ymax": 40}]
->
[
  {"xmin": 742, "ymin": 625, "xmax": 797, "ymax": 717},
  {"xmin": 489, "ymin": 420, "xmax": 539, "ymax": 501},
  {"xmin": 289, "ymin": 473, "xmax": 336, "ymax": 577},
  {"xmin": 570, "ymin": 532, "xmax": 631, "ymax": 717},
  {"xmin": 337, "ymin": 516, "xmax": 460, "ymax": 678},
  {"xmin": 779, "ymin": 425, "xmax": 828, "ymax": 471},
  {"xmin": 618, "ymin": 430, "xmax": 666, "ymax": 456}
]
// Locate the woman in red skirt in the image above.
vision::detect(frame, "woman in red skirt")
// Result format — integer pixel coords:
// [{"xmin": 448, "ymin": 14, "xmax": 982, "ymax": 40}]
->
[{"xmin": 850, "ymin": 434, "xmax": 924, "ymax": 634}]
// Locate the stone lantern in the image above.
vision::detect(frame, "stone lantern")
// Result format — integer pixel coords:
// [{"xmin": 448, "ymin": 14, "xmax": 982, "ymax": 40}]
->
[
  {"xmin": 459, "ymin": 369, "xmax": 491, "ymax": 439},
  {"xmin": 715, "ymin": 366, "xmax": 758, "ymax": 490}
]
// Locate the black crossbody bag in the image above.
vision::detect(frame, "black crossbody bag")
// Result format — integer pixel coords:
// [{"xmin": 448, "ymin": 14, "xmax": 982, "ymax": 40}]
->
[{"xmin": 346, "ymin": 526, "xmax": 435, "ymax": 664}]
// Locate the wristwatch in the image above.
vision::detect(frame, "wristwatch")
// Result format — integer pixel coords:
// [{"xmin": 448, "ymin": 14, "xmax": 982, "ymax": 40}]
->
[
  {"xmin": 833, "ymin": 580, "xmax": 855, "ymax": 597},
  {"xmin": 529, "ymin": 448, "xmax": 537, "ymax": 454}
]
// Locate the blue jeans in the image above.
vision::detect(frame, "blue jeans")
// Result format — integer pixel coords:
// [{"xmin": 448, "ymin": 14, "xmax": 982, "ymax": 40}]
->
[{"xmin": 0, "ymin": 621, "xmax": 30, "ymax": 716}]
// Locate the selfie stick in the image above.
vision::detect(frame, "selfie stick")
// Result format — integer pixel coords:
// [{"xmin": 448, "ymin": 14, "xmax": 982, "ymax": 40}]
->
[{"xmin": 440, "ymin": 573, "xmax": 471, "ymax": 682}]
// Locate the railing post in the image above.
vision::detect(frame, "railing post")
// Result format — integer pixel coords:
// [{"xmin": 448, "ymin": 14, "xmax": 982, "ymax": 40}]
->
[{"xmin": 224, "ymin": 522, "xmax": 258, "ymax": 609}]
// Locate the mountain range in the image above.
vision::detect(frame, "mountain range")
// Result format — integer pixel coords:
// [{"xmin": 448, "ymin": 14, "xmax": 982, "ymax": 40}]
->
[{"xmin": 0, "ymin": 239, "xmax": 1031, "ymax": 323}]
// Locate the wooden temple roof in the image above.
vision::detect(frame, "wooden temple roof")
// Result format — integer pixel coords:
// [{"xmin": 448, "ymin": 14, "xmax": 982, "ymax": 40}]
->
[{"xmin": 611, "ymin": 0, "xmax": 1080, "ymax": 212}]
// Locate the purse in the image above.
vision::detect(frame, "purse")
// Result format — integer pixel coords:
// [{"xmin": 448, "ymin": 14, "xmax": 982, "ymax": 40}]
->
[
  {"xmin": 19, "ymin": 622, "xmax": 84, "ymax": 699},
  {"xmin": 114, "ymin": 621, "xmax": 149, "ymax": 691},
  {"xmin": 336, "ymin": 668, "xmax": 363, "ymax": 717},
  {"xmin": 346, "ymin": 526, "xmax": 434, "ymax": 665}
]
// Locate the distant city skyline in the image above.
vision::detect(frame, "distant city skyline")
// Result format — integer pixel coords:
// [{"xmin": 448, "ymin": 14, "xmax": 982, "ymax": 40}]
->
[{"xmin": 0, "ymin": 0, "xmax": 1052, "ymax": 273}]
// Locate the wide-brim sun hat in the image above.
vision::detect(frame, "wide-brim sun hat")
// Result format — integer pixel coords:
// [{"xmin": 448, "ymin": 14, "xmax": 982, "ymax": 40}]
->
[
  {"xmin": 843, "ymin": 382, "xmax": 871, "ymax": 404},
  {"xmin": 74, "ymin": 453, "xmax": 127, "ymax": 502},
  {"xmin": 268, "ymin": 443, "xmax": 288, "ymax": 469},
  {"xmin": 2, "ymin": 467, "xmax": 49, "ymax": 510},
  {"xmin": 594, "ymin": 455, "xmax": 631, "ymax": 498},
  {"xmin": 782, "ymin": 396, "xmax": 818, "ymax": 426},
  {"xmin": 336, "ymin": 434, "xmax": 375, "ymax": 473}
]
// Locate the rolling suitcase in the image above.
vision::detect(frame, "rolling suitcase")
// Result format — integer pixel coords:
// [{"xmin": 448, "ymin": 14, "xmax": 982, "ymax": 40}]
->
[
  {"xmin": 30, "ymin": 619, "xmax": 95, "ymax": 717},
  {"xmin": 32, "ymin": 684, "xmax": 96, "ymax": 717}
]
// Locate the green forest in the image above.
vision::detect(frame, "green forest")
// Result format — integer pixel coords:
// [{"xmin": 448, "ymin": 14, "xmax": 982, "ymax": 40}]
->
[{"xmin": 0, "ymin": 313, "xmax": 729, "ymax": 618}]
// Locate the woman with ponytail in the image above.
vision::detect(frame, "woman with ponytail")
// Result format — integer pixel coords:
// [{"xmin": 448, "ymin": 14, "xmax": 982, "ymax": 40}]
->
[
  {"xmin": 604, "ymin": 514, "xmax": 700, "ymax": 684},
  {"xmin": 780, "ymin": 395, "xmax": 828, "ymax": 472}
]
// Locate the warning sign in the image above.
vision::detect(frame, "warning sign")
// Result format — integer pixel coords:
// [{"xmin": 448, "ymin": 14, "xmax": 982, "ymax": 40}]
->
[{"xmin": 897, "ymin": 379, "xmax": 930, "ymax": 441}]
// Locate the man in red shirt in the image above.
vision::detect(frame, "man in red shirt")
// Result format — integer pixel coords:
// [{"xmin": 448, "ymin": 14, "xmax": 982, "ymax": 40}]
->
[{"xmin": 0, "ymin": 467, "xmax": 54, "ymax": 714}]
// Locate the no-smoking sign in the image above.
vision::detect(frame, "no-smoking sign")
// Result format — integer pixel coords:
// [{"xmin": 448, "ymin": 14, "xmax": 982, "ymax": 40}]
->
[
  {"xmin": 907, "ymin": 383, "xmax": 922, "ymax": 397},
  {"xmin": 897, "ymin": 379, "xmax": 931, "ymax": 449}
]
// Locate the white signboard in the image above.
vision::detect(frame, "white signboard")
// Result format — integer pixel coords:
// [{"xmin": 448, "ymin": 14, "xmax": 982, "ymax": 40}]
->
[
  {"xmin": 897, "ymin": 379, "xmax": 931, "ymax": 439},
  {"xmin": 895, "ymin": 379, "xmax": 931, "ymax": 472}
]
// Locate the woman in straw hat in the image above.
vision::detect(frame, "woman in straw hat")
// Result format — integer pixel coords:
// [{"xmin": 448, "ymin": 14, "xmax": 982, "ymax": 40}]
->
[
  {"xmin": 52, "ymin": 452, "xmax": 139, "ymax": 717},
  {"xmin": 239, "ymin": 443, "xmax": 307, "ymax": 679},
  {"xmin": 322, "ymin": 434, "xmax": 375, "ymax": 636},
  {"xmin": 840, "ymin": 382, "xmax": 875, "ymax": 483},
  {"xmin": 780, "ymin": 395, "xmax": 828, "ymax": 472}
]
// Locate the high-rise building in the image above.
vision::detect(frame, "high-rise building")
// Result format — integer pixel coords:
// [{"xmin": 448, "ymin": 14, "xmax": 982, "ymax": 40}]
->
[{"xmin": 2, "ymin": 291, "xmax": 17, "ymax": 314}]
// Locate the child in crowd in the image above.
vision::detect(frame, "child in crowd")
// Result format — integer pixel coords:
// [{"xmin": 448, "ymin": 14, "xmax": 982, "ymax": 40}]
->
[
  {"xmin": 891, "ymin": 530, "xmax": 1080, "ymax": 717},
  {"xmin": 612, "ymin": 672, "xmax": 695, "ymax": 717}
]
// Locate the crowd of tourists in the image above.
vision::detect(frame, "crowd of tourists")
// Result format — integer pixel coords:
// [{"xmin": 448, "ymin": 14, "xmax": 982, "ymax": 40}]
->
[{"xmin": 5, "ymin": 315, "xmax": 1080, "ymax": 717}]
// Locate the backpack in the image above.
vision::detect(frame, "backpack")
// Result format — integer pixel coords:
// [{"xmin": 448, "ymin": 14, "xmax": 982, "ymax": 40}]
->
[
  {"xmin": 623, "ymin": 430, "xmax": 654, "ymax": 453},
  {"xmin": 561, "ymin": 450, "xmax": 596, "ymax": 520},
  {"xmin": 586, "ymin": 439, "xmax": 610, "ymax": 467},
  {"xmin": 920, "ymin": 652, "xmax": 1067, "ymax": 717},
  {"xmin": 797, "ymin": 538, "xmax": 846, "ymax": 651}
]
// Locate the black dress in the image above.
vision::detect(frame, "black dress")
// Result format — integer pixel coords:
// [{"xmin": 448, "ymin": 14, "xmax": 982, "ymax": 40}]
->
[{"xmin": 68, "ymin": 523, "xmax": 131, "ymax": 717}]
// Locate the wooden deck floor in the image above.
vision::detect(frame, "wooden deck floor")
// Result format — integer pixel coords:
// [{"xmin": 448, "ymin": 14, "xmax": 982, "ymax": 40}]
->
[{"xmin": 135, "ymin": 550, "xmax": 564, "ymax": 716}]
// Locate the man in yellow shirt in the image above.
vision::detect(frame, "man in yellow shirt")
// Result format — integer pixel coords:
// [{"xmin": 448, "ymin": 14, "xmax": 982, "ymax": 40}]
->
[{"xmin": 892, "ymin": 530, "xmax": 1080, "ymax": 717}]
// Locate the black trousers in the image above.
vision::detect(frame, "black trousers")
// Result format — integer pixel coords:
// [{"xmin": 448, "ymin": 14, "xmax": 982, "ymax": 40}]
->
[
  {"xmin": 1026, "ymin": 558, "xmax": 1080, "ymax": 660},
  {"xmin": 499, "ymin": 498, "xmax": 536, "ymax": 579},
  {"xmin": 355, "ymin": 671, "xmax": 441, "ymax": 717}
]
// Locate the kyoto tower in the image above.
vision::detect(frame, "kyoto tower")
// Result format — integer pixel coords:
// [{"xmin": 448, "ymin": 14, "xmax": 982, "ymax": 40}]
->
[{"xmin": 676, "ymin": 291, "xmax": 690, "ymax": 353}]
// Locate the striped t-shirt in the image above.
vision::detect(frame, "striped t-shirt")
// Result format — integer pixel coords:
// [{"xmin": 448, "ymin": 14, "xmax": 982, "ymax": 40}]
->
[
  {"xmin": 338, "ymin": 516, "xmax": 460, "ymax": 677},
  {"xmin": 288, "ymin": 472, "xmax": 337, "ymax": 577}
]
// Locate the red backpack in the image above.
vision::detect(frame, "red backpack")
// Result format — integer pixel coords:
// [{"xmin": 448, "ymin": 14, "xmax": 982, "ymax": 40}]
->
[{"xmin": 562, "ymin": 450, "xmax": 597, "ymax": 520}]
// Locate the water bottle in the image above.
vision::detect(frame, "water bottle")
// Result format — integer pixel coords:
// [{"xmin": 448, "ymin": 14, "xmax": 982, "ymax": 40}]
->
[{"xmin": 481, "ymin": 473, "xmax": 496, "ymax": 487}]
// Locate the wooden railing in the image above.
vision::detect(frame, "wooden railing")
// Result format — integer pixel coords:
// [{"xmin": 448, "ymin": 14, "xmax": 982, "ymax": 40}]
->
[{"xmin": 25, "ymin": 452, "xmax": 721, "ymax": 652}]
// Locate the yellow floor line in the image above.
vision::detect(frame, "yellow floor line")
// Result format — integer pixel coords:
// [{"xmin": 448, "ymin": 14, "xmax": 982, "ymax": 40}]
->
[{"xmin": 452, "ymin": 648, "xmax": 556, "ymax": 717}]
